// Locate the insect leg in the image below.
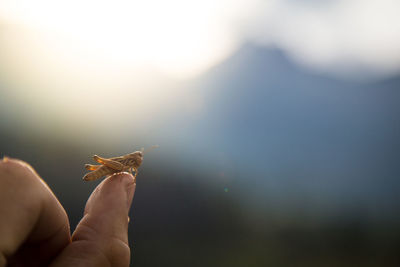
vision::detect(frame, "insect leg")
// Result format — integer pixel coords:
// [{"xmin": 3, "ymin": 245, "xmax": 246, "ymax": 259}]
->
[
  {"xmin": 85, "ymin": 164, "xmax": 101, "ymax": 171},
  {"xmin": 83, "ymin": 167, "xmax": 111, "ymax": 181},
  {"xmin": 93, "ymin": 155, "xmax": 124, "ymax": 170}
]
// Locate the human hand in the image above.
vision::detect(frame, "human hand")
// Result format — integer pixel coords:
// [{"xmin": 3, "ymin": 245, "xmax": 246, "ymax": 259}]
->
[{"xmin": 0, "ymin": 158, "xmax": 136, "ymax": 267}]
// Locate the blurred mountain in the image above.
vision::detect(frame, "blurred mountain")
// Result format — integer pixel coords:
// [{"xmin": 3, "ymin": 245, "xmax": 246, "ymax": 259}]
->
[{"xmin": 166, "ymin": 43, "xmax": 400, "ymax": 219}]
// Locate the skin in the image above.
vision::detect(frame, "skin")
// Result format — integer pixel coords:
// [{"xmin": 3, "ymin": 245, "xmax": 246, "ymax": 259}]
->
[{"xmin": 0, "ymin": 158, "xmax": 136, "ymax": 267}]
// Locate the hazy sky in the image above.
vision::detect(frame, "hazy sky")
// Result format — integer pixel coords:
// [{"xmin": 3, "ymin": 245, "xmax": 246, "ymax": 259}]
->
[
  {"xmin": 1, "ymin": 0, "xmax": 399, "ymax": 79},
  {"xmin": 245, "ymin": 0, "xmax": 400, "ymax": 78}
]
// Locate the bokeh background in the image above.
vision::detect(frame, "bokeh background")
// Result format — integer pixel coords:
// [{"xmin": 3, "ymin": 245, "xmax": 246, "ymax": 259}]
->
[{"xmin": 1, "ymin": 0, "xmax": 400, "ymax": 266}]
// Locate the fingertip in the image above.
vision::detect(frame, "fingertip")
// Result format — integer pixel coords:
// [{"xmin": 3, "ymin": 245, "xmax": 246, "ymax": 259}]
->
[
  {"xmin": 95, "ymin": 172, "xmax": 136, "ymax": 208},
  {"xmin": 107, "ymin": 172, "xmax": 136, "ymax": 184},
  {"xmin": 108, "ymin": 172, "xmax": 136, "ymax": 212},
  {"xmin": 78, "ymin": 172, "xmax": 136, "ymax": 242}
]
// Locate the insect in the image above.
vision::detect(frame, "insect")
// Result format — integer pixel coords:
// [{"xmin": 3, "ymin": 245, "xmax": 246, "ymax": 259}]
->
[{"xmin": 83, "ymin": 146, "xmax": 157, "ymax": 181}]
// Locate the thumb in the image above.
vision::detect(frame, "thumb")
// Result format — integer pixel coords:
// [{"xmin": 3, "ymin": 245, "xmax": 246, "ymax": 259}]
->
[{"xmin": 51, "ymin": 173, "xmax": 136, "ymax": 267}]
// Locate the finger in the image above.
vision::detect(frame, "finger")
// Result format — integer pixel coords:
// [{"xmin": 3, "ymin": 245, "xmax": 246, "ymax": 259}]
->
[
  {"xmin": 51, "ymin": 172, "xmax": 136, "ymax": 267},
  {"xmin": 0, "ymin": 158, "xmax": 71, "ymax": 267}
]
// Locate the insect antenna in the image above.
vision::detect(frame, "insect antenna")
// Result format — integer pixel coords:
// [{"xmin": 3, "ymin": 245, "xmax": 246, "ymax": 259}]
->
[{"xmin": 142, "ymin": 145, "xmax": 159, "ymax": 155}]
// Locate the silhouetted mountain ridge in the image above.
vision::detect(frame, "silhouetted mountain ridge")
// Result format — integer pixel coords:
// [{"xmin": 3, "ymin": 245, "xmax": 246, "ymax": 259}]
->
[{"xmin": 175, "ymin": 43, "xmax": 400, "ymax": 214}]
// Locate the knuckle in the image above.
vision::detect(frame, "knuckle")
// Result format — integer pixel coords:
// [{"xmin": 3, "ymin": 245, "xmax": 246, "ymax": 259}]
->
[
  {"xmin": 0, "ymin": 159, "xmax": 38, "ymax": 184},
  {"xmin": 0, "ymin": 159, "xmax": 39, "ymax": 186},
  {"xmin": 106, "ymin": 238, "xmax": 130, "ymax": 266},
  {"xmin": 0, "ymin": 158, "xmax": 50, "ymax": 211},
  {"xmin": 69, "ymin": 238, "xmax": 130, "ymax": 267},
  {"xmin": 73, "ymin": 222, "xmax": 130, "ymax": 266}
]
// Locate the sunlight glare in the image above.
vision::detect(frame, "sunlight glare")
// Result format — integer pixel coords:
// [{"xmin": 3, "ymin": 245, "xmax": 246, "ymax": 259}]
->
[
  {"xmin": 0, "ymin": 0, "xmax": 249, "ymax": 78},
  {"xmin": 0, "ymin": 0, "xmax": 256, "ymax": 138}
]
